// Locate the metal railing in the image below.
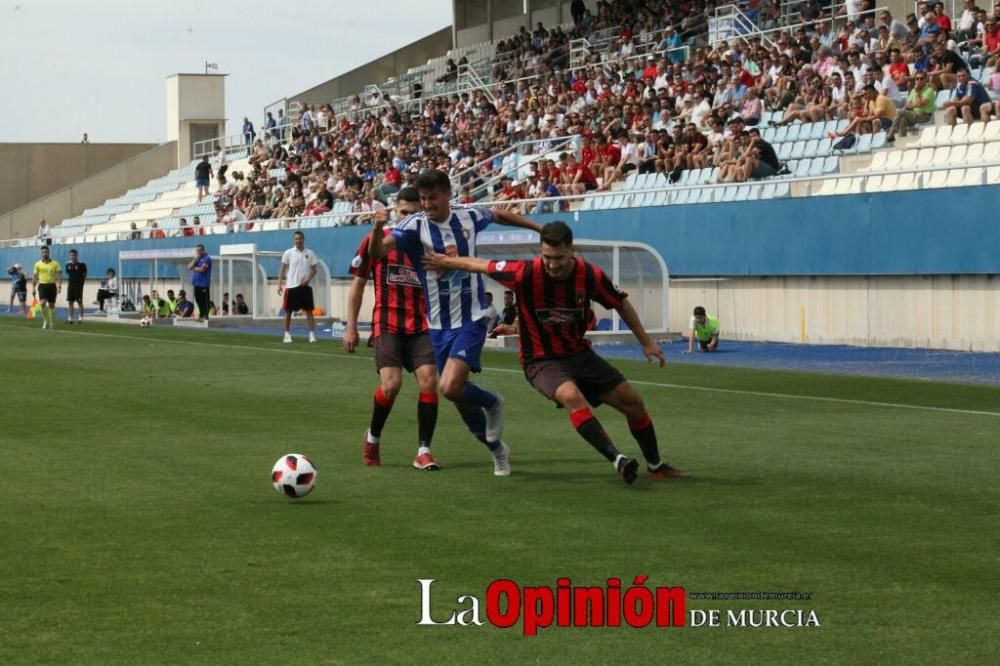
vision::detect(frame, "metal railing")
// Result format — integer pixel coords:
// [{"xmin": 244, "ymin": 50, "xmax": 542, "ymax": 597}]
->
[{"xmin": 454, "ymin": 135, "xmax": 581, "ymax": 203}]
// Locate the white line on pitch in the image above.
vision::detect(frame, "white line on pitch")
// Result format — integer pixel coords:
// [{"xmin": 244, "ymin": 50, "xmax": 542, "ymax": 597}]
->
[{"xmin": 3, "ymin": 322, "xmax": 998, "ymax": 419}]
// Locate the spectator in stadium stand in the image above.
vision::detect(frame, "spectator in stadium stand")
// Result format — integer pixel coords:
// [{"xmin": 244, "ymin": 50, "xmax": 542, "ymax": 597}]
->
[
  {"xmin": 422, "ymin": 221, "xmax": 688, "ymax": 485},
  {"xmin": 561, "ymin": 153, "xmax": 598, "ymax": 195},
  {"xmin": 195, "ymin": 155, "xmax": 213, "ymax": 202},
  {"xmin": 942, "ymin": 68, "xmax": 995, "ymax": 124},
  {"xmin": 180, "ymin": 218, "xmax": 194, "ymax": 237},
  {"xmin": 173, "ymin": 290, "xmax": 195, "ymax": 318},
  {"xmin": 64, "ymin": 249, "xmax": 87, "ymax": 324},
  {"xmin": 830, "ymin": 85, "xmax": 897, "ymax": 138},
  {"xmin": 265, "ymin": 111, "xmax": 277, "ymax": 141},
  {"xmin": 128, "ymin": 222, "xmax": 141, "ymax": 241},
  {"xmin": 187, "ymin": 244, "xmax": 212, "ymax": 322},
  {"xmin": 570, "ymin": 0, "xmax": 585, "ymax": 25},
  {"xmin": 888, "ymin": 72, "xmax": 937, "ymax": 141},
  {"xmin": 686, "ymin": 306, "xmax": 720, "ymax": 353},
  {"xmin": 242, "ymin": 117, "xmax": 255, "ymax": 156},
  {"xmin": 192, "ymin": 216, "xmax": 205, "ymax": 235},
  {"xmin": 929, "ymin": 41, "xmax": 966, "ymax": 91},
  {"xmin": 37, "ymin": 219, "xmax": 50, "ymax": 243},
  {"xmin": 149, "ymin": 221, "xmax": 166, "ymax": 239},
  {"xmin": 141, "ymin": 294, "xmax": 155, "ymax": 318},
  {"xmin": 234, "ymin": 293, "xmax": 249, "ymax": 315}
]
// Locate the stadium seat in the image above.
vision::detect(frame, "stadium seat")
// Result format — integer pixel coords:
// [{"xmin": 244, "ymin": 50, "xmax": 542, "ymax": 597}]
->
[
  {"xmin": 805, "ymin": 122, "xmax": 825, "ymax": 141},
  {"xmin": 696, "ymin": 188, "xmax": 713, "ymax": 204},
  {"xmin": 915, "ymin": 126, "xmax": 938, "ymax": 148},
  {"xmin": 916, "ymin": 147, "xmax": 935, "ymax": 164},
  {"xmin": 880, "ymin": 174, "xmax": 898, "ymax": 192},
  {"xmin": 773, "ymin": 126, "xmax": 789, "ymax": 144},
  {"xmin": 865, "ymin": 151, "xmax": 888, "ymax": 172},
  {"xmin": 623, "ymin": 173, "xmax": 639, "ymax": 190},
  {"xmin": 771, "ymin": 182, "xmax": 791, "ymax": 198},
  {"xmin": 946, "ymin": 169, "xmax": 966, "ymax": 187},
  {"xmin": 935, "ymin": 89, "xmax": 952, "ymax": 109},
  {"xmin": 745, "ymin": 184, "xmax": 762, "ymax": 200},
  {"xmin": 933, "ymin": 146, "xmax": 954, "ymax": 165},
  {"xmin": 926, "ymin": 170, "xmax": 949, "ymax": 188},
  {"xmin": 865, "ymin": 175, "xmax": 882, "ymax": 192},
  {"xmin": 884, "ymin": 150, "xmax": 903, "ymax": 171},
  {"xmin": 963, "ymin": 168, "xmax": 985, "ymax": 186},
  {"xmin": 932, "ymin": 125, "xmax": 953, "ymax": 147},
  {"xmin": 803, "ymin": 139, "xmax": 819, "ymax": 158},
  {"xmin": 966, "ymin": 122, "xmax": 986, "ymax": 143},
  {"xmin": 983, "ymin": 118, "xmax": 999, "ymax": 146},
  {"xmin": 761, "ymin": 127, "xmax": 777, "ymax": 143},
  {"xmin": 651, "ymin": 173, "xmax": 668, "ymax": 188},
  {"xmin": 895, "ymin": 172, "xmax": 917, "ymax": 190},
  {"xmin": 870, "ymin": 132, "xmax": 887, "ymax": 150},
  {"xmin": 785, "ymin": 124, "xmax": 801, "ymax": 142},
  {"xmin": 856, "ymin": 133, "xmax": 873, "ymax": 153},
  {"xmin": 721, "ymin": 186, "xmax": 738, "ymax": 202},
  {"xmin": 674, "ymin": 188, "xmax": 691, "ymax": 205},
  {"xmin": 982, "ymin": 142, "xmax": 1000, "ymax": 162},
  {"xmin": 899, "ymin": 148, "xmax": 920, "ymax": 169},
  {"xmin": 814, "ymin": 179, "xmax": 838, "ymax": 196},
  {"xmin": 987, "ymin": 166, "xmax": 1000, "ymax": 183},
  {"xmin": 790, "ymin": 141, "xmax": 807, "ymax": 160},
  {"xmin": 777, "ymin": 143, "xmax": 793, "ymax": 161},
  {"xmin": 949, "ymin": 145, "xmax": 970, "ymax": 165},
  {"xmin": 651, "ymin": 190, "xmax": 670, "ymax": 206},
  {"xmin": 950, "ymin": 124, "xmax": 970, "ymax": 144}
]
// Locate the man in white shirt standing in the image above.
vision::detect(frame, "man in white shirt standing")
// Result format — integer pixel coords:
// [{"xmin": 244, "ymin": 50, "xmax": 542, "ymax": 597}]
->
[{"xmin": 277, "ymin": 230, "xmax": 319, "ymax": 343}]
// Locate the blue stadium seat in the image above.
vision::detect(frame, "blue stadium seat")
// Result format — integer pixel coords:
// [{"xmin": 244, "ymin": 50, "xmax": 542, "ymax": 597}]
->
[
  {"xmin": 785, "ymin": 124, "xmax": 801, "ymax": 142},
  {"xmin": 790, "ymin": 141, "xmax": 807, "ymax": 160}
]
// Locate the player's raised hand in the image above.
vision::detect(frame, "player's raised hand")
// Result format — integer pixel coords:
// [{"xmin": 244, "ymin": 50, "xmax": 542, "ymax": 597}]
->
[
  {"xmin": 372, "ymin": 207, "xmax": 390, "ymax": 229},
  {"xmin": 642, "ymin": 341, "xmax": 666, "ymax": 367}
]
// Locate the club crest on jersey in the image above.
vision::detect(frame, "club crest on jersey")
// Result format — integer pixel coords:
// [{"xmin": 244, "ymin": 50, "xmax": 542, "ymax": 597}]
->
[
  {"xmin": 351, "ymin": 255, "xmax": 363, "ymax": 268},
  {"xmin": 387, "ymin": 264, "xmax": 422, "ymax": 288},
  {"xmin": 536, "ymin": 308, "xmax": 584, "ymax": 325},
  {"xmin": 575, "ymin": 293, "xmax": 586, "ymax": 305}
]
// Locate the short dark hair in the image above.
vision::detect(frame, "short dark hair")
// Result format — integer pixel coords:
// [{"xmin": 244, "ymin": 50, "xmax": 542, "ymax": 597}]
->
[
  {"xmin": 414, "ymin": 169, "xmax": 452, "ymax": 193},
  {"xmin": 693, "ymin": 306, "xmax": 706, "ymax": 316},
  {"xmin": 397, "ymin": 186, "xmax": 420, "ymax": 203},
  {"xmin": 293, "ymin": 230, "xmax": 305, "ymax": 239},
  {"xmin": 69, "ymin": 249, "xmax": 78, "ymax": 254},
  {"xmin": 540, "ymin": 221, "xmax": 573, "ymax": 247}
]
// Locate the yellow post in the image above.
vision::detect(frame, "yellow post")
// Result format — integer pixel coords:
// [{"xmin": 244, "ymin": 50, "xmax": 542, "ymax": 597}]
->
[{"xmin": 800, "ymin": 305, "xmax": 806, "ymax": 343}]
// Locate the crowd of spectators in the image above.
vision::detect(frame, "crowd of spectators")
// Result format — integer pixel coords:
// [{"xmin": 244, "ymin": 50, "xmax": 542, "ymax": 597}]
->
[{"xmin": 174, "ymin": 0, "xmax": 1000, "ymax": 230}]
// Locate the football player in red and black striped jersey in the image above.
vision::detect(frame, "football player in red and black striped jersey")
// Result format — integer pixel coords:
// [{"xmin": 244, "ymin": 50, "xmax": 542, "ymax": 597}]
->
[
  {"xmin": 345, "ymin": 188, "xmax": 440, "ymax": 471},
  {"xmin": 422, "ymin": 221, "xmax": 687, "ymax": 485}
]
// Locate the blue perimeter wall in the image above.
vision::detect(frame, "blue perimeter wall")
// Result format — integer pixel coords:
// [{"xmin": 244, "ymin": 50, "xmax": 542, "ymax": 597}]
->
[{"xmin": 2, "ymin": 186, "xmax": 997, "ymax": 278}]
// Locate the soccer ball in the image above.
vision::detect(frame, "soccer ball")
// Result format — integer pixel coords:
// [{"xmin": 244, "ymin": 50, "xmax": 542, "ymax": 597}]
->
[
  {"xmin": 271, "ymin": 454, "xmax": 318, "ymax": 498},
  {"xmin": 139, "ymin": 316, "xmax": 152, "ymax": 327}
]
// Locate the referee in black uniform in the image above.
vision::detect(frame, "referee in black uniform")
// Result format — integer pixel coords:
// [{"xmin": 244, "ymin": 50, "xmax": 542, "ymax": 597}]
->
[{"xmin": 64, "ymin": 249, "xmax": 88, "ymax": 324}]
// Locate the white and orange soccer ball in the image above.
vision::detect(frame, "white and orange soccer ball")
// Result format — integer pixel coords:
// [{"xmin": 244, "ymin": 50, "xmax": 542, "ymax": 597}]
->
[{"xmin": 271, "ymin": 454, "xmax": 317, "ymax": 498}]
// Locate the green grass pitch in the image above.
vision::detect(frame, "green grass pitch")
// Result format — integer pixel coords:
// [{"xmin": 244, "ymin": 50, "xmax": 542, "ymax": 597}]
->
[{"xmin": 1, "ymin": 317, "xmax": 998, "ymax": 664}]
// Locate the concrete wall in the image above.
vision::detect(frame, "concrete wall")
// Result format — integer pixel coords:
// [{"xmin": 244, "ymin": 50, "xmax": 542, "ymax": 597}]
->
[
  {"xmin": 0, "ymin": 143, "xmax": 156, "ymax": 217},
  {"xmin": 454, "ymin": 0, "xmax": 596, "ymax": 47},
  {"xmin": 670, "ymin": 275, "xmax": 1000, "ymax": 352},
  {"xmin": 0, "ymin": 142, "xmax": 177, "ymax": 241},
  {"xmin": 288, "ymin": 28, "xmax": 453, "ymax": 108}
]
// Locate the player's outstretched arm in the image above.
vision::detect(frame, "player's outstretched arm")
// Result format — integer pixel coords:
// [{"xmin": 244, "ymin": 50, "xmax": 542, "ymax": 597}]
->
[
  {"xmin": 422, "ymin": 252, "xmax": 491, "ymax": 274},
  {"xmin": 616, "ymin": 298, "xmax": 665, "ymax": 367},
  {"xmin": 367, "ymin": 208, "xmax": 397, "ymax": 259},
  {"xmin": 492, "ymin": 207, "xmax": 544, "ymax": 233}
]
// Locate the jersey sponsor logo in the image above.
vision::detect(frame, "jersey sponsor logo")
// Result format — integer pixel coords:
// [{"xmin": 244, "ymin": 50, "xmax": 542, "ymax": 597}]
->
[
  {"xmin": 536, "ymin": 308, "xmax": 585, "ymax": 325},
  {"xmin": 386, "ymin": 264, "xmax": 422, "ymax": 288},
  {"xmin": 351, "ymin": 254, "xmax": 363, "ymax": 268},
  {"xmin": 494, "ymin": 261, "xmax": 507, "ymax": 271}
]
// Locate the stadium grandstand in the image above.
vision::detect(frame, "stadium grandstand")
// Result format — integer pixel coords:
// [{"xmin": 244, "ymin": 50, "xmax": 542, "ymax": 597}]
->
[{"xmin": 2, "ymin": 0, "xmax": 998, "ymax": 350}]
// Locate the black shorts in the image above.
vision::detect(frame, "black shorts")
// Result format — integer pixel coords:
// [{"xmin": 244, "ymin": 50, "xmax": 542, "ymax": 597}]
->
[
  {"xmin": 283, "ymin": 285, "xmax": 314, "ymax": 313},
  {"xmin": 37, "ymin": 283, "xmax": 57, "ymax": 304},
  {"xmin": 583, "ymin": 181, "xmax": 598, "ymax": 191},
  {"xmin": 15, "ymin": 290, "xmax": 27, "ymax": 304},
  {"xmin": 524, "ymin": 349, "xmax": 626, "ymax": 408},
  {"xmin": 67, "ymin": 283, "xmax": 84, "ymax": 303},
  {"xmin": 698, "ymin": 337, "xmax": 719, "ymax": 351},
  {"xmin": 374, "ymin": 332, "xmax": 435, "ymax": 373}
]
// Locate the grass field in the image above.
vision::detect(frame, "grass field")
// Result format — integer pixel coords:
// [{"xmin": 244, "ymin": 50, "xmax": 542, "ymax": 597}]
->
[{"xmin": 1, "ymin": 317, "xmax": 998, "ymax": 664}]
